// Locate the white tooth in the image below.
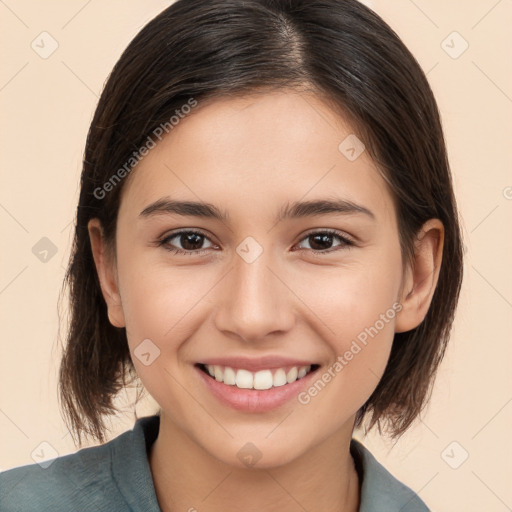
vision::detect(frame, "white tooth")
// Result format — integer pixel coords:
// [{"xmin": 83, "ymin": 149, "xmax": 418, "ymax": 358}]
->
[
  {"xmin": 273, "ymin": 368, "xmax": 287, "ymax": 387},
  {"xmin": 286, "ymin": 367, "xmax": 298, "ymax": 383},
  {"xmin": 236, "ymin": 369, "xmax": 254, "ymax": 389},
  {"xmin": 207, "ymin": 365, "xmax": 215, "ymax": 377},
  {"xmin": 297, "ymin": 366, "xmax": 307, "ymax": 379},
  {"xmin": 223, "ymin": 366, "xmax": 236, "ymax": 385},
  {"xmin": 253, "ymin": 370, "xmax": 273, "ymax": 390},
  {"xmin": 214, "ymin": 365, "xmax": 224, "ymax": 382}
]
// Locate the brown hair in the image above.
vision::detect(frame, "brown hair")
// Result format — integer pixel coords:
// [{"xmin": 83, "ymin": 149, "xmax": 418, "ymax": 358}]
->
[{"xmin": 58, "ymin": 0, "xmax": 463, "ymax": 446}]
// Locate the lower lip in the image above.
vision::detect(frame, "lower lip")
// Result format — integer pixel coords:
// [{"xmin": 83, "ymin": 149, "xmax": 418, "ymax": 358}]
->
[{"xmin": 195, "ymin": 365, "xmax": 319, "ymax": 413}]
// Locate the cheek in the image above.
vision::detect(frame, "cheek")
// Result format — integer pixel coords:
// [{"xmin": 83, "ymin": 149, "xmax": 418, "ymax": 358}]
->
[
  {"xmin": 116, "ymin": 260, "xmax": 207, "ymax": 414},
  {"xmin": 297, "ymin": 249, "xmax": 403, "ymax": 403},
  {"xmin": 112, "ymin": 237, "xmax": 196, "ymax": 356},
  {"xmin": 297, "ymin": 252, "xmax": 403, "ymax": 346},
  {"xmin": 293, "ymin": 268, "xmax": 402, "ymax": 432},
  {"xmin": 115, "ymin": 255, "xmax": 232, "ymax": 411}
]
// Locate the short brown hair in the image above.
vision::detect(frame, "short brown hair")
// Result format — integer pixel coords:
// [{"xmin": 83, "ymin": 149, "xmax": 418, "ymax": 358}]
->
[{"xmin": 58, "ymin": 0, "xmax": 464, "ymax": 446}]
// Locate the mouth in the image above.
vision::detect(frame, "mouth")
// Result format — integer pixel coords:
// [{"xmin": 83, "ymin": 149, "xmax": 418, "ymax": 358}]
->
[
  {"xmin": 196, "ymin": 363, "xmax": 320, "ymax": 390},
  {"xmin": 194, "ymin": 355, "xmax": 322, "ymax": 412}
]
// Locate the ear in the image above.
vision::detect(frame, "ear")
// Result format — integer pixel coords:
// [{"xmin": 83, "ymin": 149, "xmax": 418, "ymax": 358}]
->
[
  {"xmin": 395, "ymin": 219, "xmax": 444, "ymax": 333},
  {"xmin": 88, "ymin": 218, "xmax": 126, "ymax": 328}
]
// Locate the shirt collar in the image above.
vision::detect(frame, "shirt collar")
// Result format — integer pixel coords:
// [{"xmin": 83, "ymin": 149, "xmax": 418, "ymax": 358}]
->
[
  {"xmin": 111, "ymin": 414, "xmax": 428, "ymax": 512},
  {"xmin": 110, "ymin": 414, "xmax": 161, "ymax": 511},
  {"xmin": 350, "ymin": 438, "xmax": 429, "ymax": 511}
]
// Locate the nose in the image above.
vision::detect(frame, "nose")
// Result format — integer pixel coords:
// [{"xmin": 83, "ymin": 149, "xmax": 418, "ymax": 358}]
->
[{"xmin": 213, "ymin": 246, "xmax": 295, "ymax": 343}]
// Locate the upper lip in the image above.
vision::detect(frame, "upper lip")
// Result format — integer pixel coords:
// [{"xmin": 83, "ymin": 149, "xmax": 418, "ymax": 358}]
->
[{"xmin": 198, "ymin": 356, "xmax": 318, "ymax": 372}]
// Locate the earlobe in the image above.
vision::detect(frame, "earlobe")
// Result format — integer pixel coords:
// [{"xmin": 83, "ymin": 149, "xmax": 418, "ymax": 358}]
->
[
  {"xmin": 395, "ymin": 219, "xmax": 444, "ymax": 333},
  {"xmin": 87, "ymin": 218, "xmax": 126, "ymax": 328}
]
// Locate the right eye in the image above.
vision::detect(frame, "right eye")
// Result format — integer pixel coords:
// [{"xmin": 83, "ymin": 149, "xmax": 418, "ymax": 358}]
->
[{"xmin": 157, "ymin": 230, "xmax": 217, "ymax": 255}]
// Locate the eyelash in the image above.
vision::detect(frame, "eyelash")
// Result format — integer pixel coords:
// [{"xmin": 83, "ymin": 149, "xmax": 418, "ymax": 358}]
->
[{"xmin": 156, "ymin": 228, "xmax": 355, "ymax": 256}]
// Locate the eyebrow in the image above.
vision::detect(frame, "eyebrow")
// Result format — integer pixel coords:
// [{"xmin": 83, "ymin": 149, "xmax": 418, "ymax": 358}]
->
[{"xmin": 139, "ymin": 197, "xmax": 375, "ymax": 222}]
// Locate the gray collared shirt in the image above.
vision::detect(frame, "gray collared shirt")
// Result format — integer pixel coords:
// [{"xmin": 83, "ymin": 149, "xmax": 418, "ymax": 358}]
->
[{"xmin": 0, "ymin": 415, "xmax": 429, "ymax": 511}]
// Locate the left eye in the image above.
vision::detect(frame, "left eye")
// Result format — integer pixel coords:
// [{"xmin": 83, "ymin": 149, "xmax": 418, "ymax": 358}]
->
[
  {"xmin": 157, "ymin": 229, "xmax": 354, "ymax": 256},
  {"xmin": 295, "ymin": 230, "xmax": 353, "ymax": 252}
]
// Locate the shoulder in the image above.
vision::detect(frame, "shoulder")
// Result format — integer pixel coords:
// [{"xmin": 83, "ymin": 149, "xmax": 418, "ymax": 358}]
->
[
  {"xmin": 351, "ymin": 439, "xmax": 430, "ymax": 512},
  {"xmin": 0, "ymin": 429, "xmax": 131, "ymax": 512}
]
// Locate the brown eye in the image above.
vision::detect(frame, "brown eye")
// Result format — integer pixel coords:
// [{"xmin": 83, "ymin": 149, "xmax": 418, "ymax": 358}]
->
[
  {"xmin": 296, "ymin": 230, "xmax": 354, "ymax": 253},
  {"xmin": 175, "ymin": 232, "xmax": 206, "ymax": 251},
  {"xmin": 159, "ymin": 230, "xmax": 215, "ymax": 255}
]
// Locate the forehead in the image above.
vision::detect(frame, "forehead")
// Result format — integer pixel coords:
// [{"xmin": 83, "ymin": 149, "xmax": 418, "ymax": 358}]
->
[{"xmin": 119, "ymin": 90, "xmax": 395, "ymax": 225}]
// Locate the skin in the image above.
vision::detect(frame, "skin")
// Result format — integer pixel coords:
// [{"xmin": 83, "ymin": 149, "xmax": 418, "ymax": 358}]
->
[{"xmin": 89, "ymin": 90, "xmax": 443, "ymax": 512}]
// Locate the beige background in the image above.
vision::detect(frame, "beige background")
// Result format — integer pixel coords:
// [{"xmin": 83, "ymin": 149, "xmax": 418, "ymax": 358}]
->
[{"xmin": 1, "ymin": 1, "xmax": 511, "ymax": 510}]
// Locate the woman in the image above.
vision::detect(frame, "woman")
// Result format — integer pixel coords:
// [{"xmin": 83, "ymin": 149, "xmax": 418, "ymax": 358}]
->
[{"xmin": 0, "ymin": 1, "xmax": 463, "ymax": 510}]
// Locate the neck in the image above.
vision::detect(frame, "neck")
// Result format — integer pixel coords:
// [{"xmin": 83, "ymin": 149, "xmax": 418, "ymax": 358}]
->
[{"xmin": 149, "ymin": 413, "xmax": 360, "ymax": 512}]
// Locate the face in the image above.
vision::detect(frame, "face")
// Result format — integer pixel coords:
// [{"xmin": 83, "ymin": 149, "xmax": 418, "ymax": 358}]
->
[{"xmin": 95, "ymin": 90, "xmax": 411, "ymax": 468}]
